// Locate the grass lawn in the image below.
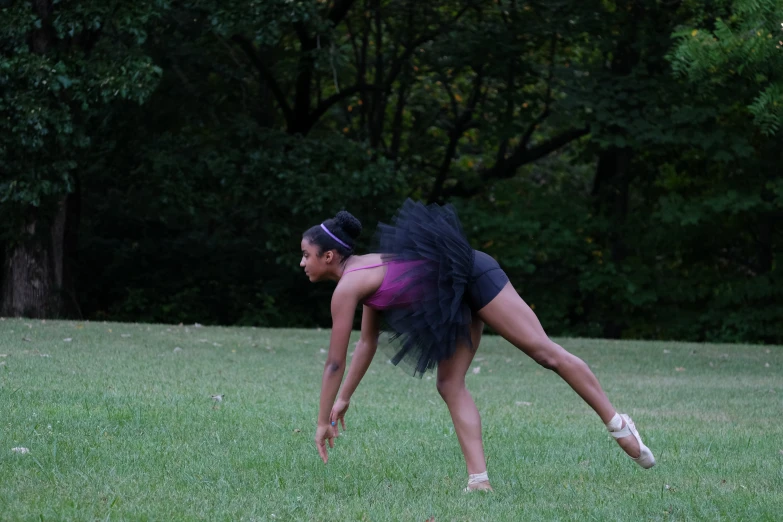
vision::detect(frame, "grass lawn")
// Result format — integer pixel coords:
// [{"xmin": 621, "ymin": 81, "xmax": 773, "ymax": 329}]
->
[{"xmin": 1, "ymin": 317, "xmax": 782, "ymax": 521}]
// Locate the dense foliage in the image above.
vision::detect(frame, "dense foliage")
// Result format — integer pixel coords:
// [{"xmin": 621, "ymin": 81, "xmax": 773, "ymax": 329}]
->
[{"xmin": 1, "ymin": 0, "xmax": 781, "ymax": 343}]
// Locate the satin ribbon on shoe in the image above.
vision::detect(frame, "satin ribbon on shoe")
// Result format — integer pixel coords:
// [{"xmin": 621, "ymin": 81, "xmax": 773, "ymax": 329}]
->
[
  {"xmin": 606, "ymin": 413, "xmax": 656, "ymax": 469},
  {"xmin": 464, "ymin": 471, "xmax": 490, "ymax": 492},
  {"xmin": 468, "ymin": 471, "xmax": 488, "ymax": 486}
]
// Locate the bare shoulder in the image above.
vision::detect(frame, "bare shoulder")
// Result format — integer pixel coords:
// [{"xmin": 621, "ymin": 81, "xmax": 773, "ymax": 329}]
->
[
  {"xmin": 332, "ymin": 279, "xmax": 359, "ymax": 300},
  {"xmin": 346, "ymin": 253, "xmax": 384, "ymax": 267},
  {"xmin": 336, "ymin": 254, "xmax": 386, "ymax": 301}
]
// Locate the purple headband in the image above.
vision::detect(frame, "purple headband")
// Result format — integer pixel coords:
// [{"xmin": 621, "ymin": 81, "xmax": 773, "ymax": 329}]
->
[{"xmin": 320, "ymin": 223, "xmax": 351, "ymax": 250}]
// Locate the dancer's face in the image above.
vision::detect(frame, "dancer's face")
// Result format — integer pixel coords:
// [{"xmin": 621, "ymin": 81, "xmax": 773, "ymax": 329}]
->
[{"xmin": 300, "ymin": 238, "xmax": 336, "ymax": 282}]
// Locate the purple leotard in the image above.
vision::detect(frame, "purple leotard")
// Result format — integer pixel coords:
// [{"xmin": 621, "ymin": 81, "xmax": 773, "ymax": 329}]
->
[{"xmin": 343, "ymin": 261, "xmax": 428, "ymax": 310}]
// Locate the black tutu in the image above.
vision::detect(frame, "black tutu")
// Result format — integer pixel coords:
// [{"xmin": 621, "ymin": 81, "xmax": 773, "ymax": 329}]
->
[{"xmin": 374, "ymin": 199, "xmax": 475, "ymax": 376}]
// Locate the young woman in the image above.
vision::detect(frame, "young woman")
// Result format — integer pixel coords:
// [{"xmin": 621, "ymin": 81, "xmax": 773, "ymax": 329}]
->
[{"xmin": 301, "ymin": 200, "xmax": 655, "ymax": 492}]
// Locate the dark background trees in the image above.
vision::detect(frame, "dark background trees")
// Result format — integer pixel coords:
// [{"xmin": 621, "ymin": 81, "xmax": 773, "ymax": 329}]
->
[{"xmin": 2, "ymin": 0, "xmax": 781, "ymax": 343}]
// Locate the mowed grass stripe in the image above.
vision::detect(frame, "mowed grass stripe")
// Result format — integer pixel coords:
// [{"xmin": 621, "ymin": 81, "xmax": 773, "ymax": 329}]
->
[{"xmin": 1, "ymin": 318, "xmax": 781, "ymax": 521}]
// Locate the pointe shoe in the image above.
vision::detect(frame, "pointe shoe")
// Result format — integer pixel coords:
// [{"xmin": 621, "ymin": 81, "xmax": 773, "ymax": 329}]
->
[
  {"xmin": 463, "ymin": 481, "xmax": 493, "ymax": 493},
  {"xmin": 608, "ymin": 413, "xmax": 656, "ymax": 469},
  {"xmin": 463, "ymin": 471, "xmax": 493, "ymax": 493}
]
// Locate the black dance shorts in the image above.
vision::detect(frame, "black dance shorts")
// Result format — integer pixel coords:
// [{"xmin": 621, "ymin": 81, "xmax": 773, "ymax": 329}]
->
[{"xmin": 466, "ymin": 250, "xmax": 510, "ymax": 311}]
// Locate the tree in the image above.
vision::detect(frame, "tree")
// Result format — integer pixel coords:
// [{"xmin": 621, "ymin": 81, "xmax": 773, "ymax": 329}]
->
[
  {"xmin": 660, "ymin": 0, "xmax": 783, "ymax": 341},
  {"xmin": 0, "ymin": 0, "xmax": 165, "ymax": 317},
  {"xmin": 670, "ymin": 0, "xmax": 783, "ymax": 136},
  {"xmin": 200, "ymin": 0, "xmax": 591, "ymax": 201}
]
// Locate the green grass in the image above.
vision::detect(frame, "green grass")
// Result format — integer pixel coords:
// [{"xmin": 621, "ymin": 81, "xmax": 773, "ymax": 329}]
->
[{"xmin": 1, "ymin": 318, "xmax": 782, "ymax": 521}]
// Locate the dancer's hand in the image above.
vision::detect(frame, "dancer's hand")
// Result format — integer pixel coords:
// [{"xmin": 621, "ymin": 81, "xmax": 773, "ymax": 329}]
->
[
  {"xmin": 330, "ymin": 398, "xmax": 350, "ymax": 432},
  {"xmin": 315, "ymin": 423, "xmax": 336, "ymax": 463}
]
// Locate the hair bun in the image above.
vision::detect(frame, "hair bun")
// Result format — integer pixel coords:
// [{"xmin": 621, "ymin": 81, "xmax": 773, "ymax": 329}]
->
[{"xmin": 334, "ymin": 210, "xmax": 362, "ymax": 240}]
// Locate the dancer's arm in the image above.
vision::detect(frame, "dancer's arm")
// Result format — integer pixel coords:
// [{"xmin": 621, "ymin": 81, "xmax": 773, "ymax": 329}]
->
[
  {"xmin": 315, "ymin": 286, "xmax": 356, "ymax": 463},
  {"xmin": 337, "ymin": 305, "xmax": 379, "ymax": 403},
  {"xmin": 318, "ymin": 286, "xmax": 357, "ymax": 427}
]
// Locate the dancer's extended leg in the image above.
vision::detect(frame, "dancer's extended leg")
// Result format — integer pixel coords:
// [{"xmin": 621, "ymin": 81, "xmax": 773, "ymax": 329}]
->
[{"xmin": 477, "ymin": 283, "xmax": 655, "ymax": 468}]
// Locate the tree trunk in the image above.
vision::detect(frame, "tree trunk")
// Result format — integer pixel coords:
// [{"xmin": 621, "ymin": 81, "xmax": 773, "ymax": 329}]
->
[
  {"xmin": 388, "ymin": 71, "xmax": 409, "ymax": 167},
  {"xmin": 0, "ymin": 0, "xmax": 69, "ymax": 318},
  {"xmin": 593, "ymin": 146, "xmax": 633, "ymax": 263},
  {"xmin": 757, "ymin": 218, "xmax": 772, "ymax": 274},
  {"xmin": 62, "ymin": 177, "xmax": 82, "ymax": 317},
  {"xmin": 369, "ymin": 0, "xmax": 385, "ymax": 148},
  {"xmin": 1, "ymin": 200, "xmax": 67, "ymax": 318},
  {"xmin": 584, "ymin": 5, "xmax": 642, "ymax": 339},
  {"xmin": 591, "ymin": 146, "xmax": 633, "ymax": 339},
  {"xmin": 30, "ymin": 0, "xmax": 54, "ymax": 53}
]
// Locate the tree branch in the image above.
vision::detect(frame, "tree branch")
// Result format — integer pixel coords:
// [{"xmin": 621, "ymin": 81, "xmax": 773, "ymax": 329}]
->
[
  {"xmin": 384, "ymin": 4, "xmax": 473, "ymax": 90},
  {"xmin": 389, "ymin": 71, "xmax": 410, "ymax": 164},
  {"xmin": 495, "ymin": 34, "xmax": 557, "ymax": 175},
  {"xmin": 345, "ymin": 18, "xmax": 362, "ymax": 71},
  {"xmin": 309, "ymin": 83, "xmax": 379, "ymax": 126},
  {"xmin": 441, "ymin": 76, "xmax": 460, "ymax": 118},
  {"xmin": 370, "ymin": 0, "xmax": 385, "ymax": 147},
  {"xmin": 496, "ymin": 60, "xmax": 516, "ymax": 167},
  {"xmin": 443, "ymin": 126, "xmax": 590, "ymax": 200},
  {"xmin": 291, "ymin": 23, "xmax": 318, "ymax": 132},
  {"xmin": 520, "ymin": 34, "xmax": 557, "ymax": 148},
  {"xmin": 231, "ymin": 35, "xmax": 294, "ymax": 130},
  {"xmin": 428, "ymin": 68, "xmax": 485, "ymax": 203},
  {"xmin": 502, "ymin": 126, "xmax": 589, "ymax": 173},
  {"xmin": 288, "ymin": 1, "xmax": 360, "ymax": 133}
]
